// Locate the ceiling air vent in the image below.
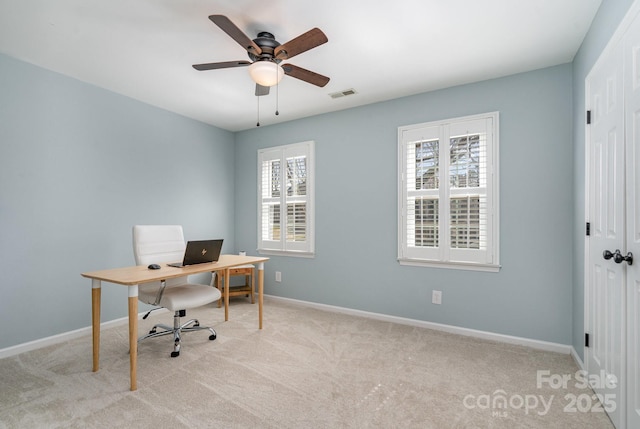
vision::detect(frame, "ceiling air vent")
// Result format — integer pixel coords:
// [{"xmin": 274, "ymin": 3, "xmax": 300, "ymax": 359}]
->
[{"xmin": 329, "ymin": 88, "xmax": 357, "ymax": 99}]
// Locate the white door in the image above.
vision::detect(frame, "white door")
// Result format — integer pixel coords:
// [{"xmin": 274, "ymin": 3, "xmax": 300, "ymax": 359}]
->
[
  {"xmin": 586, "ymin": 40, "xmax": 625, "ymax": 429},
  {"xmin": 624, "ymin": 14, "xmax": 640, "ymax": 428}
]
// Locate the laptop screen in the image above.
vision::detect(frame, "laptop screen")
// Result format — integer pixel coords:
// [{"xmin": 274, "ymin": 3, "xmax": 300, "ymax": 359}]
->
[{"xmin": 168, "ymin": 239, "xmax": 223, "ymax": 267}]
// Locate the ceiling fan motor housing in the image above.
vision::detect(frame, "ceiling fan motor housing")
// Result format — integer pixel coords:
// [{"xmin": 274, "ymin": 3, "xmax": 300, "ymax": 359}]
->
[{"xmin": 249, "ymin": 32, "xmax": 283, "ymax": 63}]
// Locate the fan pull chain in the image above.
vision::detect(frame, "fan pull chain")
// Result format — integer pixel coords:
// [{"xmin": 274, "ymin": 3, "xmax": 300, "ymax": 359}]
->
[
  {"xmin": 256, "ymin": 95, "xmax": 260, "ymax": 127},
  {"xmin": 275, "ymin": 66, "xmax": 280, "ymax": 116}
]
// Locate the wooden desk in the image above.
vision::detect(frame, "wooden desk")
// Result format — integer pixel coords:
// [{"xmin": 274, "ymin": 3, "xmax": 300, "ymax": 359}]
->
[{"xmin": 81, "ymin": 254, "xmax": 268, "ymax": 391}]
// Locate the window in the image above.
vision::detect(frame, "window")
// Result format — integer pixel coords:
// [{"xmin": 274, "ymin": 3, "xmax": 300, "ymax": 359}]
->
[
  {"xmin": 398, "ymin": 112, "xmax": 499, "ymax": 271},
  {"xmin": 258, "ymin": 141, "xmax": 315, "ymax": 257}
]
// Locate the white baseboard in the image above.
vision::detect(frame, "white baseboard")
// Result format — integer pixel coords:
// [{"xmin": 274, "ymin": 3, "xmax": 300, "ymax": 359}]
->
[
  {"xmin": 0, "ymin": 308, "xmax": 169, "ymax": 360},
  {"xmin": 1, "ymin": 296, "xmax": 574, "ymax": 360},
  {"xmin": 266, "ymin": 294, "xmax": 573, "ymax": 355},
  {"xmin": 570, "ymin": 346, "xmax": 585, "ymax": 370}
]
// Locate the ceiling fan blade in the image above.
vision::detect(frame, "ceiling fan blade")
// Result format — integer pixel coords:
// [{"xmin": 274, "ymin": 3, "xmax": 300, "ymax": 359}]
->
[
  {"xmin": 274, "ymin": 28, "xmax": 327, "ymax": 60},
  {"xmin": 282, "ymin": 64, "xmax": 330, "ymax": 87},
  {"xmin": 192, "ymin": 60, "xmax": 251, "ymax": 71},
  {"xmin": 255, "ymin": 84, "xmax": 270, "ymax": 96},
  {"xmin": 209, "ymin": 15, "xmax": 262, "ymax": 55}
]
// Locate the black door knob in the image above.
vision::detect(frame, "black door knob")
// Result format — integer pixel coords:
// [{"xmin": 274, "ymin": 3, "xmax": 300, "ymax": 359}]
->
[
  {"xmin": 622, "ymin": 251, "xmax": 633, "ymax": 266},
  {"xmin": 604, "ymin": 249, "xmax": 633, "ymax": 265},
  {"xmin": 614, "ymin": 250, "xmax": 625, "ymax": 264}
]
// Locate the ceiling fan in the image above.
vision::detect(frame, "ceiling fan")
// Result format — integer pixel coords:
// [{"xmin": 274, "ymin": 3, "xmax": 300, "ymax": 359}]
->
[{"xmin": 193, "ymin": 15, "xmax": 330, "ymax": 96}]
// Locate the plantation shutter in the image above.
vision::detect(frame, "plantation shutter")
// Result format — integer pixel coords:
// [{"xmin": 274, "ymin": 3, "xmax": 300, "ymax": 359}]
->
[
  {"xmin": 398, "ymin": 113, "xmax": 498, "ymax": 270},
  {"xmin": 446, "ymin": 118, "xmax": 494, "ymax": 264},
  {"xmin": 401, "ymin": 124, "xmax": 441, "ymax": 261},
  {"xmin": 258, "ymin": 141, "xmax": 314, "ymax": 255}
]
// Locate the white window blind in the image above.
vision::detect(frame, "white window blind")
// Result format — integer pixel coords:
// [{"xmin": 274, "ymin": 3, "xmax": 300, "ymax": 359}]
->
[
  {"xmin": 398, "ymin": 112, "xmax": 499, "ymax": 271},
  {"xmin": 258, "ymin": 141, "xmax": 315, "ymax": 256}
]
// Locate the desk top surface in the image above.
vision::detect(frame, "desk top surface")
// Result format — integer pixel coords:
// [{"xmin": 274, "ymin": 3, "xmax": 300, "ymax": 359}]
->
[{"xmin": 81, "ymin": 254, "xmax": 268, "ymax": 286}]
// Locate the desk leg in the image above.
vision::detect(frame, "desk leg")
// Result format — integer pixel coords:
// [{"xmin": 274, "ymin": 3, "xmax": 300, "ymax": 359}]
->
[
  {"xmin": 215, "ymin": 271, "xmax": 222, "ymax": 308},
  {"xmin": 128, "ymin": 285, "xmax": 138, "ymax": 391},
  {"xmin": 224, "ymin": 268, "xmax": 230, "ymax": 321},
  {"xmin": 257, "ymin": 262, "xmax": 264, "ymax": 329},
  {"xmin": 91, "ymin": 279, "xmax": 101, "ymax": 372}
]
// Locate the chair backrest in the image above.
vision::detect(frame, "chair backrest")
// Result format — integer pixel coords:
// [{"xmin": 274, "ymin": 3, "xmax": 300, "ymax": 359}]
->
[
  {"xmin": 132, "ymin": 225, "xmax": 188, "ymax": 302},
  {"xmin": 133, "ymin": 225, "xmax": 185, "ymax": 265}
]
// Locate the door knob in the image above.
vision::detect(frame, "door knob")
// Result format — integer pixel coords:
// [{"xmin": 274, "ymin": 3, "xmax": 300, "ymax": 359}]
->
[
  {"xmin": 620, "ymin": 251, "xmax": 633, "ymax": 265},
  {"xmin": 603, "ymin": 249, "xmax": 633, "ymax": 265}
]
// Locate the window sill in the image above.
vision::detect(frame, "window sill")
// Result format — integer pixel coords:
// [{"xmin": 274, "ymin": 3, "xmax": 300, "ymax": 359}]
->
[
  {"xmin": 258, "ymin": 249, "xmax": 315, "ymax": 259},
  {"xmin": 398, "ymin": 258, "xmax": 501, "ymax": 272}
]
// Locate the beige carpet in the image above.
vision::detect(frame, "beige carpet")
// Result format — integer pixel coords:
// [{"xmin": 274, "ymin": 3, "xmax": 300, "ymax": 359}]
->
[{"xmin": 0, "ymin": 298, "xmax": 614, "ymax": 428}]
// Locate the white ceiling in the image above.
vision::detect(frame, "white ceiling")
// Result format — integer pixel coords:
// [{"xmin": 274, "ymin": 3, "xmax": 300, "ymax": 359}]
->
[{"xmin": 0, "ymin": 0, "xmax": 601, "ymax": 132}]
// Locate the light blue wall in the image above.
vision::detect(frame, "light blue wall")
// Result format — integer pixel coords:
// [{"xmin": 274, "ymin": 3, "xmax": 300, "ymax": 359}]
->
[
  {"xmin": 571, "ymin": 0, "xmax": 636, "ymax": 360},
  {"xmin": 0, "ymin": 53, "xmax": 236, "ymax": 349},
  {"xmin": 2, "ymin": 0, "xmax": 634, "ymax": 352},
  {"xmin": 235, "ymin": 64, "xmax": 575, "ymax": 344}
]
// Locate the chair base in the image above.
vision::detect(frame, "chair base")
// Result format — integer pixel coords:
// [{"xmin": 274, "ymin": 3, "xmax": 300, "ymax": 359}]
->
[{"xmin": 138, "ymin": 310, "xmax": 216, "ymax": 357}]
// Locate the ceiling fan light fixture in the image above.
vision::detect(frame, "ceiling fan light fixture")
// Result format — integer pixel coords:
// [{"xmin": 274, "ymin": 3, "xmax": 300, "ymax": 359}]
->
[{"xmin": 248, "ymin": 61, "xmax": 284, "ymax": 87}]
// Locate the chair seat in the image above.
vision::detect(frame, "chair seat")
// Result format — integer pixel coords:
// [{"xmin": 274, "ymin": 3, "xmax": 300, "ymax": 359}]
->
[{"xmin": 140, "ymin": 283, "xmax": 221, "ymax": 312}]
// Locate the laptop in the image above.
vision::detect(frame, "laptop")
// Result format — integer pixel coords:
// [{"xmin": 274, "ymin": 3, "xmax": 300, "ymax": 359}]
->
[{"xmin": 167, "ymin": 239, "xmax": 223, "ymax": 268}]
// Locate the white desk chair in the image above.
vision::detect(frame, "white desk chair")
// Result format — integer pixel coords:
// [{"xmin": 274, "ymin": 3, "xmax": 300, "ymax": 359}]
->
[{"xmin": 132, "ymin": 225, "xmax": 221, "ymax": 357}]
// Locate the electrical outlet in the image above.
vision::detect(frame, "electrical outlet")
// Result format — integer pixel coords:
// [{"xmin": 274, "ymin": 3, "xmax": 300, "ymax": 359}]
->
[
  {"xmin": 275, "ymin": 271, "xmax": 282, "ymax": 282},
  {"xmin": 432, "ymin": 290, "xmax": 442, "ymax": 305}
]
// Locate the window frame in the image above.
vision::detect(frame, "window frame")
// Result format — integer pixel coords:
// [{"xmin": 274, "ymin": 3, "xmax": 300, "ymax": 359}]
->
[
  {"xmin": 397, "ymin": 112, "xmax": 500, "ymax": 272},
  {"xmin": 257, "ymin": 140, "xmax": 315, "ymax": 258}
]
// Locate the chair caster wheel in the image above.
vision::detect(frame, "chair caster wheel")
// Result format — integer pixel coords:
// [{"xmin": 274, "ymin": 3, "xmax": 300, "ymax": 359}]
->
[
  {"xmin": 209, "ymin": 334, "xmax": 217, "ymax": 341},
  {"xmin": 170, "ymin": 351, "xmax": 180, "ymax": 358}
]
